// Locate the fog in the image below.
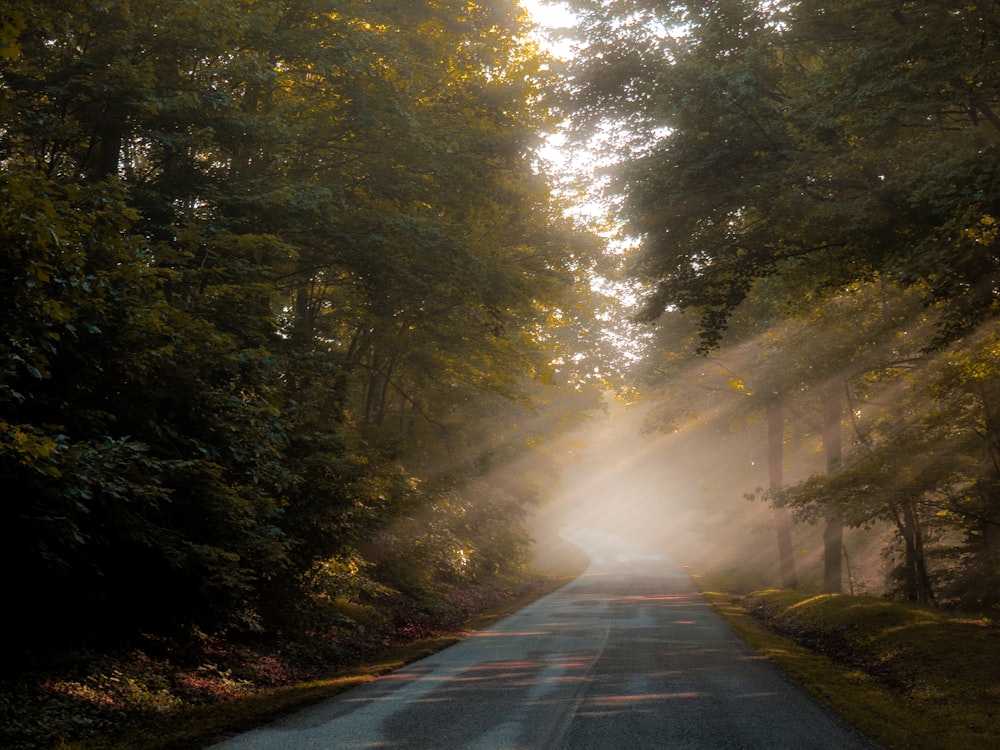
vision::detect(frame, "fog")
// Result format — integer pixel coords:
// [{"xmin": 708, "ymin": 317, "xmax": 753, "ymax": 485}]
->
[{"xmin": 529, "ymin": 394, "xmax": 893, "ymax": 594}]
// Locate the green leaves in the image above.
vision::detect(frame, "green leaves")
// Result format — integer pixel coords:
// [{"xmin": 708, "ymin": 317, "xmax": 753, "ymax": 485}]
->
[
  {"xmin": 0, "ymin": 0, "xmax": 599, "ymax": 652},
  {"xmin": 570, "ymin": 0, "xmax": 1000, "ymax": 604},
  {"xmin": 566, "ymin": 0, "xmax": 1000, "ymax": 348}
]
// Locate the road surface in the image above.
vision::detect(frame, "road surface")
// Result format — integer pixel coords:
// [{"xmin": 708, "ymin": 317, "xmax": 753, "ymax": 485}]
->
[{"xmin": 208, "ymin": 529, "xmax": 880, "ymax": 749}]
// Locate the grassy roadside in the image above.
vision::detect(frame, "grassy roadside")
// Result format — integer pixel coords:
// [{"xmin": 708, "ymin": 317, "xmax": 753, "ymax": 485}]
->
[{"xmin": 695, "ymin": 574, "xmax": 1000, "ymax": 750}]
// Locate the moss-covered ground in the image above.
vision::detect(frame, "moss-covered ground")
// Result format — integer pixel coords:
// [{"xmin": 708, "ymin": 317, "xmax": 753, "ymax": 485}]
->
[{"xmin": 699, "ymin": 576, "xmax": 1000, "ymax": 750}]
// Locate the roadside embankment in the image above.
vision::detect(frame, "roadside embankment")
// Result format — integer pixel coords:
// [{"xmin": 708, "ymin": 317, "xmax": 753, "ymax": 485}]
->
[{"xmin": 700, "ymin": 581, "xmax": 1000, "ymax": 750}]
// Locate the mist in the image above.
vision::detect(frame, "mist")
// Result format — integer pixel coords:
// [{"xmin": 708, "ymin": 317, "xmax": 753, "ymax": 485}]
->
[
  {"xmin": 529, "ymin": 396, "xmax": 762, "ymax": 571},
  {"xmin": 528, "ymin": 390, "xmax": 893, "ymax": 595}
]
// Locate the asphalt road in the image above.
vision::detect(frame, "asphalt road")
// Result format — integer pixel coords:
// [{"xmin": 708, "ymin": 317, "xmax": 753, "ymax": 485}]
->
[{"xmin": 208, "ymin": 529, "xmax": 880, "ymax": 749}]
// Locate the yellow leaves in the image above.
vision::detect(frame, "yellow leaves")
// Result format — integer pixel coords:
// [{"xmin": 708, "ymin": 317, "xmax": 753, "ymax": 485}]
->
[
  {"xmin": 30, "ymin": 262, "xmax": 54, "ymax": 284},
  {"xmin": 535, "ymin": 362, "xmax": 556, "ymax": 385},
  {"xmin": 964, "ymin": 214, "xmax": 998, "ymax": 246},
  {"xmin": 0, "ymin": 421, "xmax": 63, "ymax": 477},
  {"xmin": 40, "ymin": 299, "xmax": 71, "ymax": 323},
  {"xmin": 0, "ymin": 10, "xmax": 24, "ymax": 60},
  {"xmin": 728, "ymin": 377, "xmax": 753, "ymax": 396},
  {"xmin": 943, "ymin": 332, "xmax": 1000, "ymax": 383}
]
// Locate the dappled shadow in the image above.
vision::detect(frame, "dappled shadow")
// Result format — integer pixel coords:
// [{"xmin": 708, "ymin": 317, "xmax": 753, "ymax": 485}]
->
[{"xmin": 368, "ymin": 565, "xmax": 872, "ymax": 749}]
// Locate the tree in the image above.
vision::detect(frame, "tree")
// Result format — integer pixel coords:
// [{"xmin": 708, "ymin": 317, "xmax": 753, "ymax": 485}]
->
[
  {"xmin": 564, "ymin": 0, "xmax": 1000, "ymax": 600},
  {"xmin": 768, "ymin": 400, "xmax": 798, "ymax": 588},
  {"xmin": 1, "ymin": 0, "xmax": 605, "ymax": 652},
  {"xmin": 565, "ymin": 0, "xmax": 1000, "ymax": 348}
]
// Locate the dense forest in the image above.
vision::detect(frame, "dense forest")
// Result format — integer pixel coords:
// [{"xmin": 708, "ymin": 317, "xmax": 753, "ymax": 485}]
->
[
  {"xmin": 0, "ymin": 0, "xmax": 612, "ymax": 664},
  {"xmin": 6, "ymin": 0, "xmax": 1000, "ymax": 743},
  {"xmin": 563, "ymin": 0, "xmax": 1000, "ymax": 608}
]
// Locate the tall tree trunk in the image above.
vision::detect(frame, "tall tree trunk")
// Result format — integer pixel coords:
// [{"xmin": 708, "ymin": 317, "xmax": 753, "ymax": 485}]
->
[
  {"xmin": 96, "ymin": 118, "xmax": 124, "ymax": 179},
  {"xmin": 373, "ymin": 355, "xmax": 397, "ymax": 426},
  {"xmin": 768, "ymin": 401, "xmax": 797, "ymax": 588},
  {"xmin": 293, "ymin": 283, "xmax": 315, "ymax": 344},
  {"xmin": 889, "ymin": 497, "xmax": 934, "ymax": 604},
  {"xmin": 822, "ymin": 379, "xmax": 844, "ymax": 594},
  {"xmin": 904, "ymin": 498, "xmax": 934, "ymax": 604},
  {"xmin": 363, "ymin": 351, "xmax": 382, "ymax": 424}
]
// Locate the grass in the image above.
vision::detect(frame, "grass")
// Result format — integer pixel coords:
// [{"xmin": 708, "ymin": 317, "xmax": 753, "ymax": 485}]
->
[{"xmin": 696, "ymin": 573, "xmax": 1000, "ymax": 750}]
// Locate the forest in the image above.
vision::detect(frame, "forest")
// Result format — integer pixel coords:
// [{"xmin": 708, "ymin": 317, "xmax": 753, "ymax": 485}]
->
[
  {"xmin": 4, "ymin": 0, "xmax": 1000, "ymax": 746},
  {"xmin": 561, "ymin": 0, "xmax": 1000, "ymax": 608},
  {"xmin": 0, "ymin": 0, "xmax": 612, "ymax": 659}
]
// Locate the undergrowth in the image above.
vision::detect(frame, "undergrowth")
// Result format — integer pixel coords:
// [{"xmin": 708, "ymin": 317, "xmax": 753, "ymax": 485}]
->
[
  {"xmin": 707, "ymin": 582, "xmax": 1000, "ymax": 750},
  {"xmin": 0, "ymin": 576, "xmax": 563, "ymax": 750}
]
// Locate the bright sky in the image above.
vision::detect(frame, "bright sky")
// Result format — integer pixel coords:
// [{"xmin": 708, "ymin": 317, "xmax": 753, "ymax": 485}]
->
[
  {"xmin": 520, "ymin": 0, "xmax": 647, "ymax": 365},
  {"xmin": 518, "ymin": 0, "xmax": 579, "ymax": 180},
  {"xmin": 521, "ymin": 0, "xmax": 578, "ymax": 57}
]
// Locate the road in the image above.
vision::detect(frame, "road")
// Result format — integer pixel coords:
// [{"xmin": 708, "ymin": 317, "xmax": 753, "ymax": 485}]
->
[{"xmin": 208, "ymin": 529, "xmax": 880, "ymax": 749}]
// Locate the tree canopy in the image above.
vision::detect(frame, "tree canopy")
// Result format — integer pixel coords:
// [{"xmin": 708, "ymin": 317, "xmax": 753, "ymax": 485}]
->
[
  {"xmin": 0, "ymin": 0, "xmax": 607, "ymax": 654},
  {"xmin": 566, "ymin": 0, "xmax": 1000, "ymax": 347},
  {"xmin": 563, "ymin": 0, "xmax": 1000, "ymax": 604}
]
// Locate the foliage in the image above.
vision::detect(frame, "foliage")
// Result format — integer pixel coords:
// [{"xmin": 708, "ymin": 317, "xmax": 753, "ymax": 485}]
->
[
  {"xmin": 0, "ymin": 571, "xmax": 577, "ymax": 750},
  {"xmin": 564, "ymin": 0, "xmax": 1000, "ymax": 608},
  {"xmin": 0, "ymin": 0, "xmax": 605, "ymax": 670},
  {"xmin": 566, "ymin": 0, "xmax": 1000, "ymax": 347}
]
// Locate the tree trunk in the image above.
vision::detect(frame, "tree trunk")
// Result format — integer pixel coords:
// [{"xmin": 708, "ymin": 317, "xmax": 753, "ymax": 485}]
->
[
  {"xmin": 768, "ymin": 402, "xmax": 797, "ymax": 588},
  {"xmin": 890, "ymin": 497, "xmax": 935, "ymax": 604},
  {"xmin": 822, "ymin": 511, "xmax": 844, "ymax": 593},
  {"xmin": 293, "ymin": 283, "xmax": 315, "ymax": 344},
  {"xmin": 822, "ymin": 379, "xmax": 843, "ymax": 594},
  {"xmin": 96, "ymin": 119, "xmax": 124, "ymax": 178}
]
